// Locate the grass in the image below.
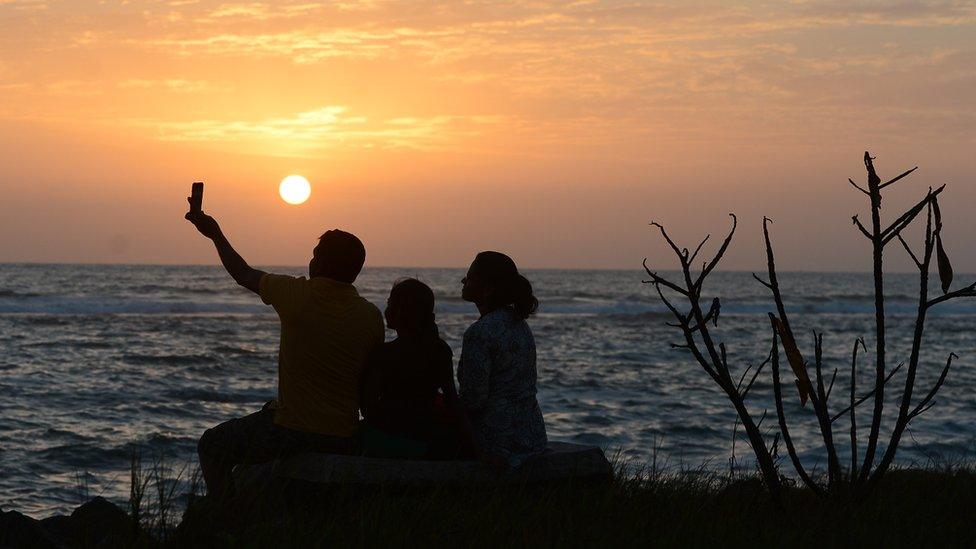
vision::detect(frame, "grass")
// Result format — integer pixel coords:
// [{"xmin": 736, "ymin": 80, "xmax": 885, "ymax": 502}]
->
[{"xmin": 148, "ymin": 457, "xmax": 976, "ymax": 548}]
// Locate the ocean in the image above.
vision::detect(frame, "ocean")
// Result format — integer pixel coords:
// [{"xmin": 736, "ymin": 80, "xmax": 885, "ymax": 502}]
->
[{"xmin": 1, "ymin": 264, "xmax": 974, "ymax": 517}]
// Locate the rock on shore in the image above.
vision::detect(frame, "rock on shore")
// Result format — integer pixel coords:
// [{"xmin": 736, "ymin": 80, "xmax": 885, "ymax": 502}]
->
[{"xmin": 0, "ymin": 497, "xmax": 131, "ymax": 549}]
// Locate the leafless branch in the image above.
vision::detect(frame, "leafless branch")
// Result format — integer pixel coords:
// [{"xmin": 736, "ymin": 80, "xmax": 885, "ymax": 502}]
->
[
  {"xmin": 849, "ymin": 337, "xmax": 865, "ymax": 482},
  {"xmin": 653, "ymin": 282, "xmax": 688, "ymax": 327},
  {"xmin": 647, "ymin": 217, "xmax": 783, "ymax": 501},
  {"xmin": 896, "ymin": 233, "xmax": 922, "ymax": 269},
  {"xmin": 908, "ymin": 353, "xmax": 956, "ymax": 420},
  {"xmin": 878, "ymin": 166, "xmax": 919, "ymax": 190},
  {"xmin": 849, "ymin": 178, "xmax": 870, "ymax": 195},
  {"xmin": 813, "ymin": 331, "xmax": 826, "ymax": 405},
  {"xmin": 738, "ymin": 352, "xmax": 771, "ymax": 398},
  {"xmin": 830, "ymin": 362, "xmax": 904, "ymax": 423},
  {"xmin": 825, "ymin": 368, "xmax": 838, "ymax": 401},
  {"xmin": 880, "ymin": 185, "xmax": 946, "ymax": 245},
  {"xmin": 926, "ymin": 281, "xmax": 976, "ymax": 309},
  {"xmin": 770, "ymin": 323, "xmax": 823, "ymax": 496},
  {"xmin": 756, "ymin": 409, "xmax": 768, "ymax": 429},
  {"xmin": 912, "ymin": 401, "xmax": 938, "ymax": 418},
  {"xmin": 751, "ymin": 276, "xmax": 773, "ymax": 292},
  {"xmin": 683, "ymin": 298, "xmax": 722, "ymax": 333},
  {"xmin": 852, "ymin": 215, "xmax": 872, "ymax": 239},
  {"xmin": 688, "ymin": 234, "xmax": 710, "ymax": 265},
  {"xmin": 642, "ymin": 258, "xmax": 690, "ymax": 296},
  {"xmin": 649, "ymin": 221, "xmax": 686, "ymax": 264},
  {"xmin": 694, "ymin": 214, "xmax": 737, "ymax": 291}
]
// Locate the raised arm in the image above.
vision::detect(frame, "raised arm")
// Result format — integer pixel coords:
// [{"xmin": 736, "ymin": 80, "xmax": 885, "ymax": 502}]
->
[{"xmin": 185, "ymin": 203, "xmax": 265, "ymax": 294}]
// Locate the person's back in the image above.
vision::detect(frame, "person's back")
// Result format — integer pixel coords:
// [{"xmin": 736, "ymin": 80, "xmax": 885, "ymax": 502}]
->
[
  {"xmin": 361, "ymin": 337, "xmax": 449, "ymax": 439},
  {"xmin": 261, "ymin": 274, "xmax": 384, "ymax": 436},
  {"xmin": 459, "ymin": 307, "xmax": 546, "ymax": 464}
]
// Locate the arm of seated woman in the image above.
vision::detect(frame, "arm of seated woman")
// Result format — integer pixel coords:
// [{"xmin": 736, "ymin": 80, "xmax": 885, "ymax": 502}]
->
[
  {"xmin": 436, "ymin": 341, "xmax": 479, "ymax": 458},
  {"xmin": 457, "ymin": 325, "xmax": 491, "ymax": 412}
]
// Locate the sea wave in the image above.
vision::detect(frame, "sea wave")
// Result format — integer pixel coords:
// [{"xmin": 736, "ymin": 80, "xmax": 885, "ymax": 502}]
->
[
  {"xmin": 4, "ymin": 293, "xmax": 976, "ymax": 316},
  {"xmin": 0, "ymin": 296, "xmax": 270, "ymax": 315},
  {"xmin": 0, "ymin": 289, "xmax": 42, "ymax": 298}
]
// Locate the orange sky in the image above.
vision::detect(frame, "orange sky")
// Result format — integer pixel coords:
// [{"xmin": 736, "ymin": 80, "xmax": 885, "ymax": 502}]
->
[{"xmin": 1, "ymin": 1, "xmax": 975, "ymax": 270}]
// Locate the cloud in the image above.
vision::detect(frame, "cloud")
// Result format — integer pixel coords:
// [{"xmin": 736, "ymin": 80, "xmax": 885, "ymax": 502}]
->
[
  {"xmin": 117, "ymin": 79, "xmax": 230, "ymax": 93},
  {"xmin": 136, "ymin": 106, "xmax": 506, "ymax": 156},
  {"xmin": 0, "ymin": 0, "xmax": 47, "ymax": 10},
  {"xmin": 146, "ymin": 30, "xmax": 405, "ymax": 62},
  {"xmin": 3, "ymin": 0, "xmax": 975, "ymax": 154}
]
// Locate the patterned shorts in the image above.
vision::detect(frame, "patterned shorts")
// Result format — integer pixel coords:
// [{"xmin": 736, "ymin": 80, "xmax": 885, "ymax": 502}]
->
[{"xmin": 198, "ymin": 404, "xmax": 354, "ymax": 466}]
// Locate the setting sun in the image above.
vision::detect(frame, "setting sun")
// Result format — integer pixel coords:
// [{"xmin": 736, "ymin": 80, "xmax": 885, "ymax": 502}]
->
[{"xmin": 279, "ymin": 175, "xmax": 311, "ymax": 205}]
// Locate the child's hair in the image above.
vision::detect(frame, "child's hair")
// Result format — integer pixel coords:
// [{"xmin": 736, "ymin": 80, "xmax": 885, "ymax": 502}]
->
[{"xmin": 389, "ymin": 278, "xmax": 440, "ymax": 342}]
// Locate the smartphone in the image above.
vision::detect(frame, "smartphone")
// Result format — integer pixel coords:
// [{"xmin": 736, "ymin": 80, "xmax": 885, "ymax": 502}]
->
[{"xmin": 189, "ymin": 182, "xmax": 204, "ymax": 213}]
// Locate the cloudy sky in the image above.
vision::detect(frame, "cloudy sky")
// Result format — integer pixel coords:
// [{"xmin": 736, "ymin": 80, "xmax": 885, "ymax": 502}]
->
[{"xmin": 1, "ymin": 0, "xmax": 974, "ymax": 270}]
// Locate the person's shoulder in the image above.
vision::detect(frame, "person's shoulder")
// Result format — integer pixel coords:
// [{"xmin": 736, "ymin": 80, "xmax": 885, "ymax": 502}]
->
[
  {"xmin": 358, "ymin": 296, "xmax": 383, "ymax": 320},
  {"xmin": 463, "ymin": 316, "xmax": 486, "ymax": 338},
  {"xmin": 354, "ymin": 295, "xmax": 385, "ymax": 332},
  {"xmin": 476, "ymin": 309, "xmax": 513, "ymax": 329},
  {"xmin": 259, "ymin": 273, "xmax": 311, "ymax": 306}
]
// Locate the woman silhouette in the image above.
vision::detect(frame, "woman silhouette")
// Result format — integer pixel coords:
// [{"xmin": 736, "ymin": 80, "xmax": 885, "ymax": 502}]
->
[{"xmin": 458, "ymin": 251, "xmax": 548, "ymax": 468}]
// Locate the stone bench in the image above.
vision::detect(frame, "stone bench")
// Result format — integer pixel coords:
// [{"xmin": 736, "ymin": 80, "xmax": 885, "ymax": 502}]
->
[{"xmin": 240, "ymin": 442, "xmax": 612, "ymax": 488}]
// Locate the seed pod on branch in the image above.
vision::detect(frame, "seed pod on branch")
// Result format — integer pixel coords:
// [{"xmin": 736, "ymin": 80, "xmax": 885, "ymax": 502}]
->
[
  {"xmin": 933, "ymin": 199, "xmax": 953, "ymax": 294},
  {"xmin": 937, "ymin": 235, "xmax": 953, "ymax": 294},
  {"xmin": 771, "ymin": 315, "xmax": 811, "ymax": 406}
]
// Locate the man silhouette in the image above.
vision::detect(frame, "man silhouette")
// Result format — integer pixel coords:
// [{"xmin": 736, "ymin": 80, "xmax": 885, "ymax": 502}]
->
[{"xmin": 185, "ymin": 203, "xmax": 384, "ymax": 497}]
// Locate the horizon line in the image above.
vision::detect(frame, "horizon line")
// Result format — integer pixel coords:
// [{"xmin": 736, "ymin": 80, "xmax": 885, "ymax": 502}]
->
[{"xmin": 0, "ymin": 260, "xmax": 937, "ymax": 276}]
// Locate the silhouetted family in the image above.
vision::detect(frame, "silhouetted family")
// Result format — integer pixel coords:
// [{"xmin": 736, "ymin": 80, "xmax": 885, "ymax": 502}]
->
[{"xmin": 186, "ymin": 206, "xmax": 547, "ymax": 497}]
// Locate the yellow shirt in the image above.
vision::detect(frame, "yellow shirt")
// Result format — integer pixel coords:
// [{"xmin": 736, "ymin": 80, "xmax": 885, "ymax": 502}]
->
[{"xmin": 260, "ymin": 274, "xmax": 384, "ymax": 437}]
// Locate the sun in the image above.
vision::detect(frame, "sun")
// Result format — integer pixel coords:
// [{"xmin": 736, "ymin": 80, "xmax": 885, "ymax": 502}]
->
[{"xmin": 279, "ymin": 175, "xmax": 311, "ymax": 205}]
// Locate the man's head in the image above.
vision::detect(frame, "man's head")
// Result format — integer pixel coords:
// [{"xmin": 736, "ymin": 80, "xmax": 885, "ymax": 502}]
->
[{"xmin": 309, "ymin": 229, "xmax": 366, "ymax": 283}]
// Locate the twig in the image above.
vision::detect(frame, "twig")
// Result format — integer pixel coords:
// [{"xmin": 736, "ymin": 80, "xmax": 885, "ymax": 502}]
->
[
  {"xmin": 830, "ymin": 362, "xmax": 904, "ymax": 423},
  {"xmin": 642, "ymin": 258, "xmax": 690, "ymax": 296},
  {"xmin": 849, "ymin": 178, "xmax": 870, "ymax": 195},
  {"xmin": 693, "ymin": 214, "xmax": 737, "ymax": 291},
  {"xmin": 849, "ymin": 338, "xmax": 865, "ymax": 483},
  {"xmin": 825, "ymin": 368, "xmax": 838, "ymax": 401},
  {"xmin": 653, "ymin": 282, "xmax": 721, "ymax": 385},
  {"xmin": 880, "ymin": 185, "xmax": 946, "ymax": 245},
  {"xmin": 689, "ymin": 234, "xmax": 710, "ymax": 265},
  {"xmin": 752, "ymin": 273, "xmax": 773, "ymax": 289},
  {"xmin": 814, "ymin": 331, "xmax": 826, "ymax": 405},
  {"xmin": 650, "ymin": 222, "xmax": 686, "ymax": 264},
  {"xmin": 926, "ymin": 281, "xmax": 976, "ymax": 309},
  {"xmin": 908, "ymin": 353, "xmax": 956, "ymax": 420},
  {"xmin": 852, "ymin": 216, "xmax": 872, "ymax": 239},
  {"xmin": 896, "ymin": 233, "xmax": 922, "ymax": 269},
  {"xmin": 770, "ymin": 323, "xmax": 823, "ymax": 496},
  {"xmin": 741, "ymin": 354, "xmax": 771, "ymax": 398},
  {"xmin": 878, "ymin": 166, "xmax": 919, "ymax": 190}
]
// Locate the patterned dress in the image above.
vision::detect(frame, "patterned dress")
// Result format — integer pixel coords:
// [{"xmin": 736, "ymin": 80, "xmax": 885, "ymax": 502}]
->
[{"xmin": 457, "ymin": 307, "xmax": 548, "ymax": 467}]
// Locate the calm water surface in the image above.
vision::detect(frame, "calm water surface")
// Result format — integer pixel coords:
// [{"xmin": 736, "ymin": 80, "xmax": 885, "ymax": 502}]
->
[{"xmin": 1, "ymin": 264, "xmax": 974, "ymax": 517}]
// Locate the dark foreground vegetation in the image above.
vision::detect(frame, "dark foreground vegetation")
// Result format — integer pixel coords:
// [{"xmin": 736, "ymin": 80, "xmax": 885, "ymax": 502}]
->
[{"xmin": 4, "ymin": 460, "xmax": 976, "ymax": 548}]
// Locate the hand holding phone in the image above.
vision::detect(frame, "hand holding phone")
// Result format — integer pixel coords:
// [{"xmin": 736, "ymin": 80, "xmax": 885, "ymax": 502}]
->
[
  {"xmin": 185, "ymin": 181, "xmax": 221, "ymax": 240},
  {"xmin": 189, "ymin": 182, "xmax": 204, "ymax": 213}
]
